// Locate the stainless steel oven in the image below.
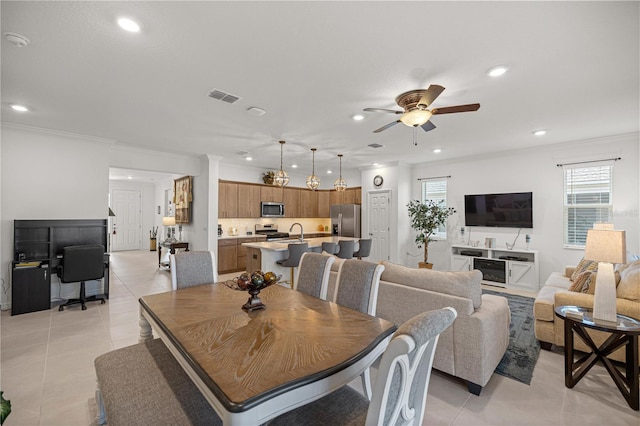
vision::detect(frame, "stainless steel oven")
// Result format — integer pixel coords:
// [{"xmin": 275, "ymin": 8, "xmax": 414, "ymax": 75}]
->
[{"xmin": 260, "ymin": 202, "xmax": 285, "ymax": 218}]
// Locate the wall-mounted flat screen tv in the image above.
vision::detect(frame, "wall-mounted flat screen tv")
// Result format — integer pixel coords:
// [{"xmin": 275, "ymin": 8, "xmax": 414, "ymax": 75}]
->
[{"xmin": 464, "ymin": 192, "xmax": 533, "ymax": 228}]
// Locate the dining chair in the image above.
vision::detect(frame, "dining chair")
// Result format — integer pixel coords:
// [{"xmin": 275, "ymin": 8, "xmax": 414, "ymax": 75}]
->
[
  {"xmin": 332, "ymin": 259, "xmax": 385, "ymax": 399},
  {"xmin": 276, "ymin": 243, "xmax": 308, "ymax": 288},
  {"xmin": 335, "ymin": 240, "xmax": 356, "ymax": 259},
  {"xmin": 294, "ymin": 252, "xmax": 336, "ymax": 300},
  {"xmin": 57, "ymin": 244, "xmax": 106, "ymax": 311},
  {"xmin": 352, "ymin": 238, "xmax": 372, "ymax": 260},
  {"xmin": 170, "ymin": 251, "xmax": 217, "ymax": 290},
  {"xmin": 321, "ymin": 242, "xmax": 338, "ymax": 255},
  {"xmin": 268, "ymin": 307, "xmax": 458, "ymax": 426}
]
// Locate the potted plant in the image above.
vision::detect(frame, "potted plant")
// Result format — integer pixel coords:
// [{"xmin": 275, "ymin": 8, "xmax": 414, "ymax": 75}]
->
[{"xmin": 407, "ymin": 200, "xmax": 456, "ymax": 268}]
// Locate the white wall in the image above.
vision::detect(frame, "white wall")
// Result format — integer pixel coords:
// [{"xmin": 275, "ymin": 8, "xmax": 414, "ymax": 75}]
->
[
  {"xmin": 409, "ymin": 133, "xmax": 639, "ymax": 286},
  {"xmin": 1, "ymin": 124, "xmax": 112, "ymax": 308}
]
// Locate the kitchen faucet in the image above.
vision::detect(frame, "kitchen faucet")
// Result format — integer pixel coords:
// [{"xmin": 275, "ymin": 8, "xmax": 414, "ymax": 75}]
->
[{"xmin": 290, "ymin": 223, "xmax": 304, "ymax": 242}]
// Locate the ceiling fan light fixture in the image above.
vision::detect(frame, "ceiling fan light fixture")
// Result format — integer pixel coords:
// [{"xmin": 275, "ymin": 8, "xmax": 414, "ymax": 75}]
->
[
  {"xmin": 399, "ymin": 109, "xmax": 432, "ymax": 127},
  {"xmin": 273, "ymin": 140, "xmax": 290, "ymax": 187},
  {"xmin": 334, "ymin": 154, "xmax": 347, "ymax": 192},
  {"xmin": 306, "ymin": 148, "xmax": 320, "ymax": 191}
]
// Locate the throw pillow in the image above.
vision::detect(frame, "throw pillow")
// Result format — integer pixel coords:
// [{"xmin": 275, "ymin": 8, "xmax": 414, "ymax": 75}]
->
[
  {"xmin": 586, "ymin": 271, "xmax": 621, "ymax": 295},
  {"xmin": 570, "ymin": 258, "xmax": 597, "ymax": 281},
  {"xmin": 617, "ymin": 260, "xmax": 640, "ymax": 301},
  {"xmin": 569, "ymin": 271, "xmax": 593, "ymax": 292}
]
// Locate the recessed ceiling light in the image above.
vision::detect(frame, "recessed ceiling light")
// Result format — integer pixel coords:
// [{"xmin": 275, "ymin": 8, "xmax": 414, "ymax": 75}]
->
[
  {"xmin": 327, "ymin": 170, "xmax": 333, "ymax": 174},
  {"xmin": 291, "ymin": 164, "xmax": 298, "ymax": 169},
  {"xmin": 433, "ymin": 148, "xmax": 442, "ymax": 154},
  {"xmin": 372, "ymin": 162, "xmax": 380, "ymax": 166},
  {"xmin": 533, "ymin": 129, "xmax": 547, "ymax": 136},
  {"xmin": 352, "ymin": 114, "xmax": 364, "ymax": 121},
  {"xmin": 4, "ymin": 32, "xmax": 30, "ymax": 47},
  {"xmin": 10, "ymin": 104, "xmax": 29, "ymax": 112},
  {"xmin": 247, "ymin": 107, "xmax": 266, "ymax": 116},
  {"xmin": 245, "ymin": 156, "xmax": 253, "ymax": 161},
  {"xmin": 127, "ymin": 176, "xmax": 133, "ymax": 180},
  {"xmin": 117, "ymin": 17, "xmax": 141, "ymax": 33},
  {"xmin": 487, "ymin": 65, "xmax": 509, "ymax": 77}
]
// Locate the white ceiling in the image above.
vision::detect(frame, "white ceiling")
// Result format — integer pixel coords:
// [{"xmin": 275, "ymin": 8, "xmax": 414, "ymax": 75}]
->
[{"xmin": 2, "ymin": 1, "xmax": 638, "ymax": 176}]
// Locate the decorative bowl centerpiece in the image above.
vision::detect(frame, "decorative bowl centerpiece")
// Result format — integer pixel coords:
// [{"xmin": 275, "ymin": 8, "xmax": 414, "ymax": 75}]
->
[{"xmin": 231, "ymin": 271, "xmax": 280, "ymax": 312}]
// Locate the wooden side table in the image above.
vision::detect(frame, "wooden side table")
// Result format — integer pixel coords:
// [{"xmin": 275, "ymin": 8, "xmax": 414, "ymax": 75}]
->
[
  {"xmin": 554, "ymin": 305, "xmax": 640, "ymax": 410},
  {"xmin": 158, "ymin": 241, "xmax": 189, "ymax": 268}
]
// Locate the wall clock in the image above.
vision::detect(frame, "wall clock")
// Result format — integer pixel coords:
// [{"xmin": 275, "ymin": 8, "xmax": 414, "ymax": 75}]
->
[{"xmin": 373, "ymin": 175, "xmax": 383, "ymax": 187}]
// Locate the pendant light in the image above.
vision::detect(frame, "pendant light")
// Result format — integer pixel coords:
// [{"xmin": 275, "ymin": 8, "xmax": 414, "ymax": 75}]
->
[
  {"xmin": 334, "ymin": 154, "xmax": 347, "ymax": 192},
  {"xmin": 306, "ymin": 148, "xmax": 320, "ymax": 190},
  {"xmin": 273, "ymin": 140, "xmax": 290, "ymax": 187}
]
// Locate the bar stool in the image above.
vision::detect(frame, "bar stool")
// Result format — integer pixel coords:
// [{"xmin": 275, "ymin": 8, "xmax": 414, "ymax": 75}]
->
[
  {"xmin": 353, "ymin": 239, "xmax": 372, "ymax": 260},
  {"xmin": 321, "ymin": 242, "xmax": 338, "ymax": 255},
  {"xmin": 276, "ymin": 243, "xmax": 308, "ymax": 288},
  {"xmin": 335, "ymin": 240, "xmax": 355, "ymax": 259}
]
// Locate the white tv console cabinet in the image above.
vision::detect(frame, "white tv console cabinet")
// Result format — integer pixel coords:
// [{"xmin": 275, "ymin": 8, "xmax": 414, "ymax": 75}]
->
[{"xmin": 450, "ymin": 244, "xmax": 539, "ymax": 292}]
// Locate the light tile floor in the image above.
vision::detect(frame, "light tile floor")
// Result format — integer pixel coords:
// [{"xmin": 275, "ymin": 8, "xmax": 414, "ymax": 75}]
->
[{"xmin": 1, "ymin": 250, "xmax": 638, "ymax": 425}]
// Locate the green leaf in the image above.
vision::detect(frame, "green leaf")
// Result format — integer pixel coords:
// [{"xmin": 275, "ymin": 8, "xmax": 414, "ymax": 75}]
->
[
  {"xmin": 407, "ymin": 199, "xmax": 456, "ymax": 263},
  {"xmin": 0, "ymin": 391, "xmax": 11, "ymax": 425}
]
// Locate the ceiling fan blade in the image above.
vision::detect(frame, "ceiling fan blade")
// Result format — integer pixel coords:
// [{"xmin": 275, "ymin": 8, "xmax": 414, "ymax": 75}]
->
[
  {"xmin": 431, "ymin": 103, "xmax": 480, "ymax": 114},
  {"xmin": 364, "ymin": 107, "xmax": 403, "ymax": 114},
  {"xmin": 421, "ymin": 120, "xmax": 436, "ymax": 132},
  {"xmin": 373, "ymin": 120, "xmax": 401, "ymax": 133},
  {"xmin": 417, "ymin": 84, "xmax": 445, "ymax": 108}
]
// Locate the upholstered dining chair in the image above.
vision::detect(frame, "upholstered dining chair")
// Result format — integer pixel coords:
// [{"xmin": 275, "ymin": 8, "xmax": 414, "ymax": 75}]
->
[
  {"xmin": 352, "ymin": 238, "xmax": 372, "ymax": 260},
  {"xmin": 294, "ymin": 252, "xmax": 336, "ymax": 300},
  {"xmin": 170, "ymin": 251, "xmax": 217, "ymax": 290},
  {"xmin": 57, "ymin": 244, "xmax": 106, "ymax": 311},
  {"xmin": 332, "ymin": 259, "xmax": 385, "ymax": 399},
  {"xmin": 321, "ymin": 242, "xmax": 338, "ymax": 255},
  {"xmin": 335, "ymin": 240, "xmax": 356, "ymax": 259},
  {"xmin": 268, "ymin": 307, "xmax": 458, "ymax": 426},
  {"xmin": 276, "ymin": 242, "xmax": 308, "ymax": 288}
]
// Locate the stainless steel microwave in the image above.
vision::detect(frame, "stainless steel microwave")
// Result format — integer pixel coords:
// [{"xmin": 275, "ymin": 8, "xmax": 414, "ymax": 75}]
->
[{"xmin": 261, "ymin": 202, "xmax": 285, "ymax": 218}]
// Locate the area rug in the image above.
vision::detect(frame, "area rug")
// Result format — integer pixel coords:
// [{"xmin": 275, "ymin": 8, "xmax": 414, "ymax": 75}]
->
[{"xmin": 484, "ymin": 290, "xmax": 540, "ymax": 385}]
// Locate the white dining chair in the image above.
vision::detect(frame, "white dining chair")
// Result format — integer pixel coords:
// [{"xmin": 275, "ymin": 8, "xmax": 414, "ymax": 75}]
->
[
  {"xmin": 170, "ymin": 251, "xmax": 217, "ymax": 290},
  {"xmin": 267, "ymin": 307, "xmax": 458, "ymax": 426}
]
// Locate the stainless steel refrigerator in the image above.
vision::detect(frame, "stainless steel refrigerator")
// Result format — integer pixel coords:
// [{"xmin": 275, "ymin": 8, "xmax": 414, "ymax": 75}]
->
[{"xmin": 331, "ymin": 204, "xmax": 361, "ymax": 238}]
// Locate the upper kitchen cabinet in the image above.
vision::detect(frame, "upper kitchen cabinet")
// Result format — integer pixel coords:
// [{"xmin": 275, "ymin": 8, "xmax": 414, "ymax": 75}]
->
[
  {"xmin": 219, "ymin": 181, "xmax": 238, "ymax": 218},
  {"xmin": 283, "ymin": 187, "xmax": 300, "ymax": 218},
  {"xmin": 261, "ymin": 185, "xmax": 283, "ymax": 203},
  {"xmin": 343, "ymin": 187, "xmax": 361, "ymax": 205},
  {"xmin": 299, "ymin": 189, "xmax": 319, "ymax": 218},
  {"xmin": 317, "ymin": 191, "xmax": 330, "ymax": 218},
  {"xmin": 237, "ymin": 184, "xmax": 261, "ymax": 218}
]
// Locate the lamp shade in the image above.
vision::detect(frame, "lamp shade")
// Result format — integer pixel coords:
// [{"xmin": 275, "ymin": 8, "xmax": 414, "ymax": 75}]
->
[
  {"xmin": 162, "ymin": 216, "xmax": 176, "ymax": 226},
  {"xmin": 584, "ymin": 229, "xmax": 626, "ymax": 264}
]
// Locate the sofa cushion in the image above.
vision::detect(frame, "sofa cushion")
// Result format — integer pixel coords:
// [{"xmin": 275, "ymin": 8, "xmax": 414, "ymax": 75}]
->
[
  {"xmin": 534, "ymin": 285, "xmax": 566, "ymax": 321},
  {"xmin": 380, "ymin": 261, "xmax": 482, "ymax": 309},
  {"xmin": 568, "ymin": 271, "xmax": 593, "ymax": 292},
  {"xmin": 570, "ymin": 258, "xmax": 598, "ymax": 281},
  {"xmin": 544, "ymin": 272, "xmax": 572, "ymax": 289},
  {"xmin": 617, "ymin": 260, "xmax": 640, "ymax": 301}
]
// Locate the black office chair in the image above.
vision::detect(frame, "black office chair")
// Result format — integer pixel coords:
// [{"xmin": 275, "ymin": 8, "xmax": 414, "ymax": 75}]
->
[
  {"xmin": 58, "ymin": 245, "xmax": 106, "ymax": 311},
  {"xmin": 353, "ymin": 238, "xmax": 372, "ymax": 260},
  {"xmin": 276, "ymin": 243, "xmax": 308, "ymax": 288}
]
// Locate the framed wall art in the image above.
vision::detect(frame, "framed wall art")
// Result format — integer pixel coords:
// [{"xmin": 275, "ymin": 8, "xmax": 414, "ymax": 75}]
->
[{"xmin": 174, "ymin": 175, "xmax": 193, "ymax": 224}]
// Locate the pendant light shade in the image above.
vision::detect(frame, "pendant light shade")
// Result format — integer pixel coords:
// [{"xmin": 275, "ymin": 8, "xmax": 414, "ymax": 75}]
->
[
  {"xmin": 334, "ymin": 154, "xmax": 347, "ymax": 192},
  {"xmin": 306, "ymin": 148, "xmax": 320, "ymax": 190},
  {"xmin": 273, "ymin": 140, "xmax": 290, "ymax": 187}
]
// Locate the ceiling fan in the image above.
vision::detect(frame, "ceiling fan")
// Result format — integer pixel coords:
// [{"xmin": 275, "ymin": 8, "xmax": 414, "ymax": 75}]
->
[{"xmin": 364, "ymin": 85, "xmax": 480, "ymax": 142}]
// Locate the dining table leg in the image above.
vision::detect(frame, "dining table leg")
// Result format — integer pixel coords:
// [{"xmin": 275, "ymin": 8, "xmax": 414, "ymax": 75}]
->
[{"xmin": 139, "ymin": 310, "xmax": 153, "ymax": 343}]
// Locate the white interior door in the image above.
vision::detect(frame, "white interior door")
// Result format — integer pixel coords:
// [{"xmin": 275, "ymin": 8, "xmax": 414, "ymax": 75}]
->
[
  {"xmin": 111, "ymin": 189, "xmax": 142, "ymax": 251},
  {"xmin": 367, "ymin": 191, "xmax": 390, "ymax": 262}
]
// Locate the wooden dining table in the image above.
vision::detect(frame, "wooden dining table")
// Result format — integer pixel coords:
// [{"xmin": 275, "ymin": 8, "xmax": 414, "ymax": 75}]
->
[{"xmin": 138, "ymin": 282, "xmax": 397, "ymax": 425}]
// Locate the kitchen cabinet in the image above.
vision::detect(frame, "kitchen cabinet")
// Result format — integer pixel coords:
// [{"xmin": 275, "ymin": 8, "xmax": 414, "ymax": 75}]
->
[
  {"xmin": 260, "ymin": 186, "xmax": 283, "ymax": 203},
  {"xmin": 345, "ymin": 187, "xmax": 361, "ymax": 205},
  {"xmin": 299, "ymin": 189, "xmax": 319, "ymax": 218},
  {"xmin": 284, "ymin": 187, "xmax": 300, "ymax": 218},
  {"xmin": 218, "ymin": 236, "xmax": 266, "ymax": 274},
  {"xmin": 317, "ymin": 191, "xmax": 330, "ymax": 218},
  {"xmin": 12, "ymin": 262, "xmax": 51, "ymax": 315},
  {"xmin": 237, "ymin": 184, "xmax": 261, "ymax": 218},
  {"xmin": 219, "ymin": 182, "xmax": 238, "ymax": 218}
]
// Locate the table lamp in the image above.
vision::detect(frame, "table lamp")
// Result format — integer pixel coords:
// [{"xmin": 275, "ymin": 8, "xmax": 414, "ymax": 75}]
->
[
  {"xmin": 162, "ymin": 216, "xmax": 177, "ymax": 243},
  {"xmin": 584, "ymin": 224, "xmax": 626, "ymax": 324}
]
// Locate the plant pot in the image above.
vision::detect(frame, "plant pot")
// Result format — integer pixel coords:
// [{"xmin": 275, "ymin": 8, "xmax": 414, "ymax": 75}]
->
[
  {"xmin": 150, "ymin": 238, "xmax": 157, "ymax": 252},
  {"xmin": 418, "ymin": 262, "xmax": 433, "ymax": 269}
]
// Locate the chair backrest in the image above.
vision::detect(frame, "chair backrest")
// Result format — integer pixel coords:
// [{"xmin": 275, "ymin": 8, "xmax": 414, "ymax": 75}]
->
[
  {"xmin": 280, "ymin": 243, "xmax": 308, "ymax": 267},
  {"xmin": 332, "ymin": 259, "xmax": 384, "ymax": 315},
  {"xmin": 59, "ymin": 245, "xmax": 105, "ymax": 283},
  {"xmin": 335, "ymin": 240, "xmax": 355, "ymax": 259},
  {"xmin": 294, "ymin": 252, "xmax": 336, "ymax": 300},
  {"xmin": 353, "ymin": 238, "xmax": 372, "ymax": 258},
  {"xmin": 366, "ymin": 307, "xmax": 457, "ymax": 425},
  {"xmin": 321, "ymin": 242, "xmax": 338, "ymax": 255},
  {"xmin": 170, "ymin": 251, "xmax": 217, "ymax": 290}
]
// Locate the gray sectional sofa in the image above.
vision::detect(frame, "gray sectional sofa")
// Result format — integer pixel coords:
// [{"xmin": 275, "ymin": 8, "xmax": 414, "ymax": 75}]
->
[{"xmin": 328, "ymin": 259, "xmax": 511, "ymax": 395}]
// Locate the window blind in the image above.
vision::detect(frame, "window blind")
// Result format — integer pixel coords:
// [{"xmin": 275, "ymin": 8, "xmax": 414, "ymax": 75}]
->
[{"xmin": 421, "ymin": 179, "xmax": 448, "ymax": 238}]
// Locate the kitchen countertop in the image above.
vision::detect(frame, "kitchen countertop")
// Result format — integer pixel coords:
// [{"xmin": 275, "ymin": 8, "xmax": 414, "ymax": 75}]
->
[
  {"xmin": 242, "ymin": 236, "xmax": 359, "ymax": 252},
  {"xmin": 218, "ymin": 235, "xmax": 266, "ymax": 240}
]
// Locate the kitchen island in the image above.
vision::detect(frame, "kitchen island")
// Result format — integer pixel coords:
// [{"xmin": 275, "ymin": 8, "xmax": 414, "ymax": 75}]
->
[{"xmin": 242, "ymin": 236, "xmax": 359, "ymax": 283}]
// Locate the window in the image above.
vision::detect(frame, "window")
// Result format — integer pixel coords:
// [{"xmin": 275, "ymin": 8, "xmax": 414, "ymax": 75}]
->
[
  {"xmin": 421, "ymin": 178, "xmax": 449, "ymax": 239},
  {"xmin": 564, "ymin": 165, "xmax": 613, "ymax": 247}
]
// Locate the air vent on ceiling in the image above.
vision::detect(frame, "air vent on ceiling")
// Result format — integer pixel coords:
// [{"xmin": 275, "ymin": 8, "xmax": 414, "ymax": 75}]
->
[
  {"xmin": 368, "ymin": 143, "xmax": 385, "ymax": 149},
  {"xmin": 208, "ymin": 89, "xmax": 241, "ymax": 104}
]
